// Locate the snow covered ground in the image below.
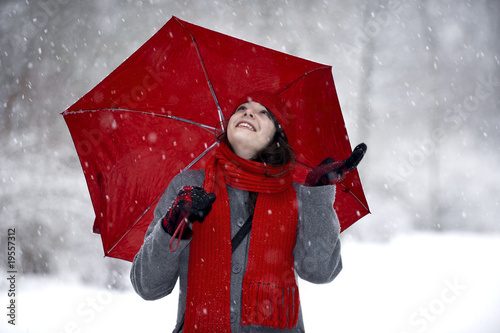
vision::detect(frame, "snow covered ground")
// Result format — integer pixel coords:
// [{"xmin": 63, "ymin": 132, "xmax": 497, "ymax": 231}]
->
[{"xmin": 2, "ymin": 232, "xmax": 500, "ymax": 333}]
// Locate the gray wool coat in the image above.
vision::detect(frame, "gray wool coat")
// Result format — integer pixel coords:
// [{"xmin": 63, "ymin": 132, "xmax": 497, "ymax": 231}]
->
[{"xmin": 130, "ymin": 169, "xmax": 342, "ymax": 332}]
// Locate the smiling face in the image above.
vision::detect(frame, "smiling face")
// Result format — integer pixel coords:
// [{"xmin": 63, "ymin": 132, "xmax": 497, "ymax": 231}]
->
[{"xmin": 226, "ymin": 101, "xmax": 277, "ymax": 160}]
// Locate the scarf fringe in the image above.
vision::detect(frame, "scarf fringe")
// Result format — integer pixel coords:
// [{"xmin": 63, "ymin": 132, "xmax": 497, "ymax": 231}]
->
[{"xmin": 241, "ymin": 282, "xmax": 300, "ymax": 329}]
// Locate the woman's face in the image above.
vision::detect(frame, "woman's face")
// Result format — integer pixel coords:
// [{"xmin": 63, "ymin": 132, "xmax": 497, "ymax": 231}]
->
[{"xmin": 227, "ymin": 101, "xmax": 277, "ymax": 160}]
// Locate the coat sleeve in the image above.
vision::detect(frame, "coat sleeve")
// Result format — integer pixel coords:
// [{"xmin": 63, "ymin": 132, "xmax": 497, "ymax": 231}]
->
[
  {"xmin": 293, "ymin": 183, "xmax": 342, "ymax": 284},
  {"xmin": 130, "ymin": 170, "xmax": 204, "ymax": 300}
]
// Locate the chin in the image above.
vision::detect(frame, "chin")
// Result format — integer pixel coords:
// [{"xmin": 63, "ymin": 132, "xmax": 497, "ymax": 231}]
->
[{"xmin": 228, "ymin": 130, "xmax": 251, "ymax": 145}]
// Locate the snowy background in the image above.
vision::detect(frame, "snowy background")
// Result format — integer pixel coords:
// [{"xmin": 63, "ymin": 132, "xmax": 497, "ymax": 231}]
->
[{"xmin": 1, "ymin": 0, "xmax": 499, "ymax": 332}]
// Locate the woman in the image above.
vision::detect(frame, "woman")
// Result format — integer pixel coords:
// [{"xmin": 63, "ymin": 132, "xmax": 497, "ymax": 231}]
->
[{"xmin": 131, "ymin": 91, "xmax": 365, "ymax": 332}]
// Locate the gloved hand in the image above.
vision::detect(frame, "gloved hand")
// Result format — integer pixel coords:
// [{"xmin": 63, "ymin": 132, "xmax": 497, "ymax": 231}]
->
[
  {"xmin": 162, "ymin": 186, "xmax": 216, "ymax": 240},
  {"xmin": 305, "ymin": 143, "xmax": 367, "ymax": 187}
]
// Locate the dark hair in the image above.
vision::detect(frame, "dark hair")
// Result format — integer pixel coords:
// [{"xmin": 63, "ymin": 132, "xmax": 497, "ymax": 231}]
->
[{"xmin": 218, "ymin": 106, "xmax": 295, "ymax": 214}]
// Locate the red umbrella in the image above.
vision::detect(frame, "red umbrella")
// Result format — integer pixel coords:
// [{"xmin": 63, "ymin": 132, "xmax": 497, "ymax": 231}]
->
[{"xmin": 62, "ymin": 16, "xmax": 369, "ymax": 262}]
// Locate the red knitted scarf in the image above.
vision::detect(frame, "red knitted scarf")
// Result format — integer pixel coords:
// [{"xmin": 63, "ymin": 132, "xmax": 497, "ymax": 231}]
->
[{"xmin": 184, "ymin": 143, "xmax": 299, "ymax": 331}]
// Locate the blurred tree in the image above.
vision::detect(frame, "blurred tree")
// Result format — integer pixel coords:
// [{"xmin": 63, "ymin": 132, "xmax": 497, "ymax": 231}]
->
[{"xmin": 418, "ymin": 0, "xmax": 444, "ymax": 230}]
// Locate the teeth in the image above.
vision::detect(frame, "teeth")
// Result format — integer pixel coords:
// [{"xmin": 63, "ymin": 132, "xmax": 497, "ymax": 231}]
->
[{"xmin": 237, "ymin": 122, "xmax": 255, "ymax": 131}]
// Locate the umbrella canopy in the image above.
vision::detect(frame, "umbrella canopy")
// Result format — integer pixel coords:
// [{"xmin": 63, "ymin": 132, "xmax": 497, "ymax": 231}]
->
[{"xmin": 62, "ymin": 16, "xmax": 369, "ymax": 262}]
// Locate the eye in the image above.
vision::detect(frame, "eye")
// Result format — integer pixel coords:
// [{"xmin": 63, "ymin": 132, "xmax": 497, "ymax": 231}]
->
[
  {"xmin": 236, "ymin": 104, "xmax": 248, "ymax": 112},
  {"xmin": 260, "ymin": 109, "xmax": 272, "ymax": 119}
]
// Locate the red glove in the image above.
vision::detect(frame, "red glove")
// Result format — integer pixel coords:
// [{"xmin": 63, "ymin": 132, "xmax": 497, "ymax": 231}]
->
[
  {"xmin": 162, "ymin": 186, "xmax": 216, "ymax": 242},
  {"xmin": 305, "ymin": 143, "xmax": 367, "ymax": 186}
]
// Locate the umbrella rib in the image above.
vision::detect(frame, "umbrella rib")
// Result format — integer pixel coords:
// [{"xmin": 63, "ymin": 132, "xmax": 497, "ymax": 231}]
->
[
  {"xmin": 337, "ymin": 183, "xmax": 371, "ymax": 213},
  {"xmin": 63, "ymin": 108, "xmax": 218, "ymax": 134},
  {"xmin": 296, "ymin": 160, "xmax": 370, "ymax": 214},
  {"xmin": 277, "ymin": 66, "xmax": 332, "ymax": 95},
  {"xmin": 175, "ymin": 17, "xmax": 226, "ymax": 132},
  {"xmin": 105, "ymin": 141, "xmax": 219, "ymax": 257},
  {"xmin": 166, "ymin": 115, "xmax": 219, "ymax": 134},
  {"xmin": 182, "ymin": 141, "xmax": 219, "ymax": 172}
]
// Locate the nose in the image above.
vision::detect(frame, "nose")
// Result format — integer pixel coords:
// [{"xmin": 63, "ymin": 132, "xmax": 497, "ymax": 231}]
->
[{"xmin": 243, "ymin": 107, "xmax": 255, "ymax": 118}]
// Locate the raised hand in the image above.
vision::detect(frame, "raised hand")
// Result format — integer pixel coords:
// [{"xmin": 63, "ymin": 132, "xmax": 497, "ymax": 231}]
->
[{"xmin": 305, "ymin": 143, "xmax": 367, "ymax": 186}]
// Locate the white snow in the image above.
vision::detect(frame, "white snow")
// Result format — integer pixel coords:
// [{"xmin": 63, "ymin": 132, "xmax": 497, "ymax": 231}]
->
[{"xmin": 2, "ymin": 232, "xmax": 499, "ymax": 333}]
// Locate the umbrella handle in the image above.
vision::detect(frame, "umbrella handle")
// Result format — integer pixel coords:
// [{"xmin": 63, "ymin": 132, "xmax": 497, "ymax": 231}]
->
[{"xmin": 169, "ymin": 212, "xmax": 190, "ymax": 252}]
